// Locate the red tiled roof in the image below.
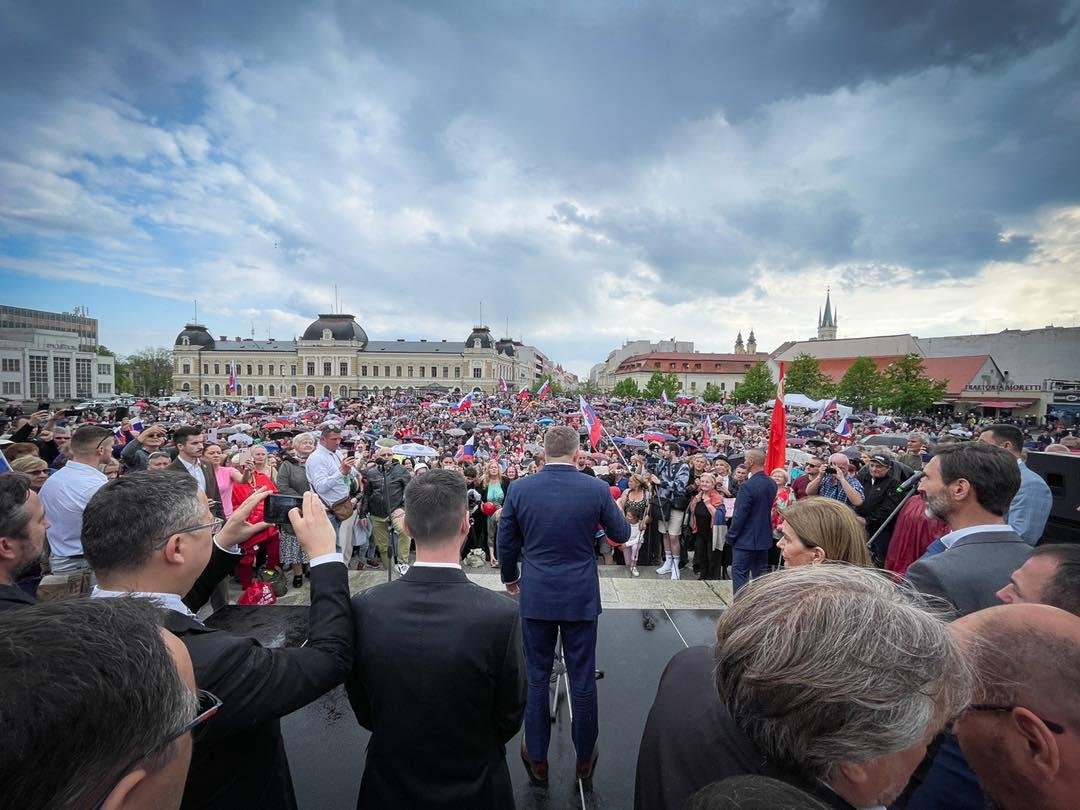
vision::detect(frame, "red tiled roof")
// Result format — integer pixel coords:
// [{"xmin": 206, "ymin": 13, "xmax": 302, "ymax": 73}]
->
[
  {"xmin": 815, "ymin": 355, "xmax": 991, "ymax": 395},
  {"xmin": 816, "ymin": 356, "xmax": 905, "ymax": 382}
]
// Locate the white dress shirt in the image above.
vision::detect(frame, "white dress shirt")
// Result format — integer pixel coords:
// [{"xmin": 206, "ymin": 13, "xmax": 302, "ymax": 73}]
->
[
  {"xmin": 412, "ymin": 561, "xmax": 463, "ymax": 570},
  {"xmin": 939, "ymin": 523, "xmax": 1017, "ymax": 550},
  {"xmin": 306, "ymin": 443, "xmax": 353, "ymax": 505},
  {"xmin": 177, "ymin": 454, "xmax": 207, "ymax": 492},
  {"xmin": 39, "ymin": 460, "xmax": 107, "ymax": 557}
]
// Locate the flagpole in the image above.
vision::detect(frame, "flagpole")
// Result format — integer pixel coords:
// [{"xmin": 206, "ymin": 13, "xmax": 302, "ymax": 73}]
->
[{"xmin": 599, "ymin": 420, "xmax": 634, "ymax": 469}]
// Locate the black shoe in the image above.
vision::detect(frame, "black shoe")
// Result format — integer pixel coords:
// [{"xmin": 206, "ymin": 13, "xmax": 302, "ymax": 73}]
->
[
  {"xmin": 292, "ymin": 575, "xmax": 303, "ymax": 588},
  {"xmin": 520, "ymin": 740, "xmax": 548, "ymax": 786}
]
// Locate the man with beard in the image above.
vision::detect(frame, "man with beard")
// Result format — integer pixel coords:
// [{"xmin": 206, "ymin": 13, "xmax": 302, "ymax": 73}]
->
[
  {"xmin": 906, "ymin": 442, "xmax": 1029, "ymax": 617},
  {"xmin": 0, "ymin": 473, "xmax": 49, "ymax": 610}
]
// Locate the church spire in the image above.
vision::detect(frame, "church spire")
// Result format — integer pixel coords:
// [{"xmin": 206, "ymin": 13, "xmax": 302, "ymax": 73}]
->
[
  {"xmin": 817, "ymin": 289, "xmax": 837, "ymax": 340},
  {"xmin": 734, "ymin": 331, "xmax": 745, "ymax": 354}
]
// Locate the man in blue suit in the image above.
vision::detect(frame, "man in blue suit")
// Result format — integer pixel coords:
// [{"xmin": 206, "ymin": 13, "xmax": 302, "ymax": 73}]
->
[
  {"xmin": 498, "ymin": 425, "xmax": 629, "ymax": 787},
  {"xmin": 725, "ymin": 448, "xmax": 777, "ymax": 592}
]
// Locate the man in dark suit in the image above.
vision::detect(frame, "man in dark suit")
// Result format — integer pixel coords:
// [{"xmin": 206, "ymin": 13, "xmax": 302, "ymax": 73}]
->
[
  {"xmin": 169, "ymin": 425, "xmax": 225, "ymax": 520},
  {"xmin": 725, "ymin": 448, "xmax": 777, "ymax": 593},
  {"xmin": 498, "ymin": 426, "xmax": 629, "ymax": 786},
  {"xmin": 0, "ymin": 472, "xmax": 48, "ymax": 611},
  {"xmin": 82, "ymin": 472, "xmax": 353, "ymax": 810},
  {"xmin": 347, "ymin": 470, "xmax": 526, "ymax": 808}
]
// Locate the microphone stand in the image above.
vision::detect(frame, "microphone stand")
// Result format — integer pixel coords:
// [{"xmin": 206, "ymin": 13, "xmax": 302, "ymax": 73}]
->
[
  {"xmin": 379, "ymin": 462, "xmax": 398, "ymax": 583},
  {"xmin": 866, "ymin": 485, "xmax": 919, "ymax": 565}
]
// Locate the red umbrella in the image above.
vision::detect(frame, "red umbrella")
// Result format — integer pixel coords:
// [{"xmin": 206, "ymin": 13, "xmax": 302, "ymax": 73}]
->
[{"xmin": 263, "ymin": 421, "xmax": 285, "ymax": 429}]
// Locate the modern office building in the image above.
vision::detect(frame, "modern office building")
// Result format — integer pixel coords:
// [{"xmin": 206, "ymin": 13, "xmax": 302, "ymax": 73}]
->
[{"xmin": 0, "ymin": 307, "xmax": 114, "ymax": 401}]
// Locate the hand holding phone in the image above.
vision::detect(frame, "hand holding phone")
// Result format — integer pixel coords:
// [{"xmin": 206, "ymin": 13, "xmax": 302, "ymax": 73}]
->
[{"xmin": 264, "ymin": 494, "xmax": 304, "ymax": 524}]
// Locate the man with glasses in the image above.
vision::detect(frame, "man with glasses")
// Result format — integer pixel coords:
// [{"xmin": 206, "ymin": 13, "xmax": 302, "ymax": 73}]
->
[
  {"xmin": 83, "ymin": 471, "xmax": 353, "ymax": 810},
  {"xmin": 0, "ymin": 598, "xmax": 205, "ymax": 810},
  {"xmin": 121, "ymin": 423, "xmax": 168, "ymax": 472},
  {"xmin": 38, "ymin": 424, "xmax": 114, "ymax": 577},
  {"xmin": 792, "ymin": 458, "xmax": 822, "ymax": 499}
]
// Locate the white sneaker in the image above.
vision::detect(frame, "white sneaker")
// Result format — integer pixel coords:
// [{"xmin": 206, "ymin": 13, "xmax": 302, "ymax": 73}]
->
[
  {"xmin": 671, "ymin": 564, "xmax": 680, "ymax": 581},
  {"xmin": 631, "ymin": 566, "xmax": 640, "ymax": 577},
  {"xmin": 394, "ymin": 563, "xmax": 409, "ymax": 576},
  {"xmin": 656, "ymin": 558, "xmax": 673, "ymax": 575}
]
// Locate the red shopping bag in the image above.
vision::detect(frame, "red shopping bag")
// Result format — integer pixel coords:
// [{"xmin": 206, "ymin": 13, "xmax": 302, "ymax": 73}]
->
[{"xmin": 237, "ymin": 580, "xmax": 277, "ymax": 606}]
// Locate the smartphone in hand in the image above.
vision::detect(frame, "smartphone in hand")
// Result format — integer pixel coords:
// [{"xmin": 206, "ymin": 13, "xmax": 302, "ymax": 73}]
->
[{"xmin": 264, "ymin": 494, "xmax": 304, "ymax": 524}]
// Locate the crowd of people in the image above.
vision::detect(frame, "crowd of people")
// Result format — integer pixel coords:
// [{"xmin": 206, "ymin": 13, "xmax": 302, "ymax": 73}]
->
[{"xmin": 1, "ymin": 391, "xmax": 1078, "ymax": 809}]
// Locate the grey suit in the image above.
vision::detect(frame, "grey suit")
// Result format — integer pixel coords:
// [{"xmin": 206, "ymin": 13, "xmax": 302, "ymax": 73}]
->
[{"xmin": 905, "ymin": 527, "xmax": 1031, "ymax": 617}]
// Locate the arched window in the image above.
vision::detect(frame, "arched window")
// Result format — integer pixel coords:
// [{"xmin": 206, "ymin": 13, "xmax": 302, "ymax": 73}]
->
[
  {"xmin": 306, "ymin": 385, "xmax": 315, "ymax": 397},
  {"xmin": 323, "ymin": 385, "xmax": 332, "ymax": 397},
  {"xmin": 339, "ymin": 385, "xmax": 348, "ymax": 398},
  {"xmin": 290, "ymin": 385, "xmax": 297, "ymax": 397},
  {"xmin": 247, "ymin": 384, "xmax": 253, "ymax": 396},
  {"xmin": 258, "ymin": 365, "xmax": 263, "ymax": 376},
  {"xmin": 257, "ymin": 385, "xmax": 264, "ymax": 396},
  {"xmin": 246, "ymin": 365, "xmax": 253, "ymax": 376},
  {"xmin": 214, "ymin": 384, "xmax": 221, "ymax": 395},
  {"xmin": 203, "ymin": 384, "xmax": 209, "ymax": 395},
  {"xmin": 181, "ymin": 382, "xmax": 190, "ymax": 392},
  {"xmin": 268, "ymin": 385, "xmax": 275, "ymax": 397}
]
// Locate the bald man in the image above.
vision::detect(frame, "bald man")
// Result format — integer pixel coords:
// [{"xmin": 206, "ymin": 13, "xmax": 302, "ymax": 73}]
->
[
  {"xmin": 805, "ymin": 452, "xmax": 864, "ymax": 508},
  {"xmin": 725, "ymin": 448, "xmax": 777, "ymax": 592},
  {"xmin": 952, "ymin": 604, "xmax": 1080, "ymax": 810}
]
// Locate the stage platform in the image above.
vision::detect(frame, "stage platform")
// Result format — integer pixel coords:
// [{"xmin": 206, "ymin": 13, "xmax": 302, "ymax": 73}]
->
[{"xmin": 206, "ymin": 604, "xmax": 724, "ymax": 810}]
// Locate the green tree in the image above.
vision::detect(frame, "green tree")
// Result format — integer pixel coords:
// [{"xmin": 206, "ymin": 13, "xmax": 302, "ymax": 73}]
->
[
  {"xmin": 642, "ymin": 371, "xmax": 681, "ymax": 400},
  {"xmin": 732, "ymin": 362, "xmax": 776, "ymax": 405},
  {"xmin": 878, "ymin": 354, "xmax": 948, "ymax": 414},
  {"xmin": 124, "ymin": 347, "xmax": 174, "ymax": 396},
  {"xmin": 612, "ymin": 377, "xmax": 641, "ymax": 397},
  {"xmin": 784, "ymin": 353, "xmax": 835, "ymax": 399},
  {"xmin": 836, "ymin": 356, "xmax": 882, "ymax": 411},
  {"xmin": 702, "ymin": 382, "xmax": 724, "ymax": 403}
]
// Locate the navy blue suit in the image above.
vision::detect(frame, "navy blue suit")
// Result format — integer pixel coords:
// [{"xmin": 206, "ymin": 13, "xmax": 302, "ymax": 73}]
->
[
  {"xmin": 725, "ymin": 470, "xmax": 777, "ymax": 592},
  {"xmin": 498, "ymin": 463, "xmax": 629, "ymax": 764}
]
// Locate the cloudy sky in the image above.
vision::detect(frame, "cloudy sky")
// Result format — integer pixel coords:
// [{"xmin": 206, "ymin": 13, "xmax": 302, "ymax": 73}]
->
[{"xmin": 2, "ymin": 0, "xmax": 1078, "ymax": 377}]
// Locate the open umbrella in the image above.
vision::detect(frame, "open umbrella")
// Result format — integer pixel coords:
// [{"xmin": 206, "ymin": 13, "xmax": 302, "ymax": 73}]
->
[
  {"xmin": 497, "ymin": 408, "xmax": 513, "ymax": 415},
  {"xmin": 263, "ymin": 421, "xmax": 286, "ymax": 430},
  {"xmin": 491, "ymin": 424, "xmax": 511, "ymax": 432},
  {"xmin": 720, "ymin": 416, "xmax": 744, "ymax": 425},
  {"xmin": 392, "ymin": 443, "xmax": 438, "ymax": 458},
  {"xmin": 805, "ymin": 437, "xmax": 830, "ymax": 446},
  {"xmin": 536, "ymin": 417, "xmax": 555, "ymax": 425},
  {"xmin": 679, "ymin": 439, "xmax": 699, "ymax": 450},
  {"xmin": 618, "ymin": 437, "xmax": 647, "ymax": 448},
  {"xmin": 841, "ymin": 446, "xmax": 862, "ymax": 459},
  {"xmin": 863, "ymin": 433, "xmax": 909, "ymax": 447},
  {"xmin": 643, "ymin": 431, "xmax": 676, "ymax": 442},
  {"xmin": 193, "ymin": 406, "xmax": 214, "ymax": 415},
  {"xmin": 786, "ymin": 437, "xmax": 807, "ymax": 447},
  {"xmin": 786, "ymin": 447, "xmax": 813, "ymax": 464},
  {"xmin": 796, "ymin": 428, "xmax": 820, "ymax": 437},
  {"xmin": 445, "ymin": 428, "xmax": 466, "ymax": 437},
  {"xmin": 524, "ymin": 443, "xmax": 543, "ymax": 453},
  {"xmin": 375, "ymin": 437, "xmax": 397, "ymax": 448}
]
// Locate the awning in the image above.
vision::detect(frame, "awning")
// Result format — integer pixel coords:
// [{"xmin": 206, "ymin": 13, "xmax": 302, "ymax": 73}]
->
[{"xmin": 977, "ymin": 399, "xmax": 1036, "ymax": 408}]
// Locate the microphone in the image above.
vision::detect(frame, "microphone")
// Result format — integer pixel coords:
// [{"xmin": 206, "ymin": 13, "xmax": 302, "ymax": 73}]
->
[{"xmin": 896, "ymin": 471, "xmax": 925, "ymax": 494}]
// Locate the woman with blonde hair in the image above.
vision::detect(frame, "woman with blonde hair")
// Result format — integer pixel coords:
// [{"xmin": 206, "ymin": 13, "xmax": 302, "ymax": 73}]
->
[
  {"xmin": 617, "ymin": 473, "xmax": 652, "ymax": 576},
  {"xmin": 775, "ymin": 496, "xmax": 872, "ymax": 567},
  {"xmin": 9, "ymin": 455, "xmax": 50, "ymax": 491}
]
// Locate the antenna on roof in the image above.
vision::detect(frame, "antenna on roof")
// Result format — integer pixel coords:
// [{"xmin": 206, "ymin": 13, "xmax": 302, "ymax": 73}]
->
[
  {"xmin": 250, "ymin": 321, "xmax": 255, "ymax": 339},
  {"xmin": 479, "ymin": 300, "xmax": 483, "ymax": 327},
  {"xmin": 193, "ymin": 299, "xmax": 198, "ymax": 324}
]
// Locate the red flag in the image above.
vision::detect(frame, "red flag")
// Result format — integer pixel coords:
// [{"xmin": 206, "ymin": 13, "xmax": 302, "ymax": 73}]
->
[{"xmin": 765, "ymin": 362, "xmax": 786, "ymax": 476}]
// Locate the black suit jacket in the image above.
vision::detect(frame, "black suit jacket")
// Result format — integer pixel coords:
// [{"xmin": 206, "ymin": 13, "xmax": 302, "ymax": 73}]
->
[
  {"xmin": 0, "ymin": 582, "xmax": 36, "ymax": 611},
  {"xmin": 346, "ymin": 565, "xmax": 526, "ymax": 809},
  {"xmin": 169, "ymin": 561, "xmax": 353, "ymax": 810},
  {"xmin": 634, "ymin": 645, "xmax": 854, "ymax": 810}
]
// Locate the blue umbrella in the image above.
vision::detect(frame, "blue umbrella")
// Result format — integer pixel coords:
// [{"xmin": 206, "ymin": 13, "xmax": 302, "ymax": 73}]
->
[
  {"xmin": 796, "ymin": 428, "xmax": 820, "ymax": 437},
  {"xmin": 391, "ymin": 443, "xmax": 438, "ymax": 458},
  {"xmin": 536, "ymin": 417, "xmax": 555, "ymax": 425},
  {"xmin": 619, "ymin": 437, "xmax": 648, "ymax": 448},
  {"xmin": 622, "ymin": 406, "xmax": 635, "ymax": 413},
  {"xmin": 719, "ymin": 414, "xmax": 741, "ymax": 422},
  {"xmin": 496, "ymin": 408, "xmax": 512, "ymax": 415},
  {"xmin": 493, "ymin": 424, "xmax": 512, "ymax": 431}
]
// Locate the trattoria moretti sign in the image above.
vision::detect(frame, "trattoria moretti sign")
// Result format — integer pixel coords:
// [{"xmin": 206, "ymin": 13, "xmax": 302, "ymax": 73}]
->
[{"xmin": 963, "ymin": 384, "xmax": 1044, "ymax": 392}]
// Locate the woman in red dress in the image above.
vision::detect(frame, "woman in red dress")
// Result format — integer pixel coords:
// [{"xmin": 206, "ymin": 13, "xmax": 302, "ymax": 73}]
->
[{"xmin": 231, "ymin": 445, "xmax": 280, "ymax": 589}]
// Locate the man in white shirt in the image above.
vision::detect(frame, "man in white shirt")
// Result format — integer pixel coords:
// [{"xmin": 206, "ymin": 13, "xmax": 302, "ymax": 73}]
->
[
  {"xmin": 168, "ymin": 425, "xmax": 224, "ymax": 520},
  {"xmin": 38, "ymin": 424, "xmax": 114, "ymax": 575},
  {"xmin": 305, "ymin": 423, "xmax": 359, "ymax": 559}
]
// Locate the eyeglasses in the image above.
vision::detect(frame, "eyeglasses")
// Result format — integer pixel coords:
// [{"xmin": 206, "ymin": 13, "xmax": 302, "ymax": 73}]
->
[
  {"xmin": 964, "ymin": 704, "xmax": 1065, "ymax": 734},
  {"xmin": 153, "ymin": 517, "xmax": 224, "ymax": 549},
  {"xmin": 92, "ymin": 689, "xmax": 222, "ymax": 810}
]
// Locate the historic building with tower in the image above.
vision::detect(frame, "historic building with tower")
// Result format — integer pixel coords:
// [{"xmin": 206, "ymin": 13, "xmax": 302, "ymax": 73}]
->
[{"xmin": 171, "ymin": 314, "xmax": 559, "ymax": 400}]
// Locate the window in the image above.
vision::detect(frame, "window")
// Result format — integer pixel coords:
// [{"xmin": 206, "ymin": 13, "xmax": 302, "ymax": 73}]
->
[
  {"xmin": 182, "ymin": 382, "xmax": 191, "ymax": 392},
  {"xmin": 442, "ymin": 366, "xmax": 449, "ymax": 378},
  {"xmin": 246, "ymin": 365, "xmax": 253, "ymax": 376},
  {"xmin": 340, "ymin": 385, "xmax": 348, "ymax": 398},
  {"xmin": 2, "ymin": 381, "xmax": 20, "ymax": 395},
  {"xmin": 407, "ymin": 366, "xmax": 414, "ymax": 377},
  {"xmin": 384, "ymin": 365, "xmax": 390, "ymax": 377},
  {"xmin": 97, "ymin": 382, "xmax": 112, "ymax": 394},
  {"xmin": 322, "ymin": 329, "xmax": 332, "ymax": 341},
  {"xmin": 203, "ymin": 384, "xmax": 210, "ymax": 395},
  {"xmin": 268, "ymin": 385, "xmax": 275, "ymax": 397},
  {"xmin": 472, "ymin": 367, "xmax": 482, "ymax": 379},
  {"xmin": 694, "ymin": 363, "xmax": 701, "ymax": 370},
  {"xmin": 76, "ymin": 358, "xmax": 92, "ymax": 398},
  {"xmin": 257, "ymin": 385, "xmax": 264, "ymax": 396},
  {"xmin": 396, "ymin": 366, "xmax": 402, "ymax": 378},
  {"xmin": 340, "ymin": 362, "xmax": 348, "ymax": 377},
  {"xmin": 54, "ymin": 357, "xmax": 71, "ymax": 399},
  {"xmin": 306, "ymin": 385, "xmax": 315, "ymax": 396},
  {"xmin": 181, "ymin": 363, "xmax": 191, "ymax": 375},
  {"xmin": 431, "ymin": 366, "xmax": 437, "ymax": 378},
  {"xmin": 307, "ymin": 362, "xmax": 315, "ymax": 376},
  {"xmin": 323, "ymin": 385, "xmax": 331, "ymax": 397},
  {"xmin": 291, "ymin": 385, "xmax": 298, "ymax": 397},
  {"xmin": 454, "ymin": 366, "xmax": 461, "ymax": 379},
  {"xmin": 214, "ymin": 384, "xmax": 221, "ymax": 395},
  {"xmin": 98, "ymin": 362, "xmax": 111, "ymax": 376},
  {"xmin": 214, "ymin": 363, "xmax": 220, "ymax": 375},
  {"xmin": 2, "ymin": 358, "xmax": 20, "ymax": 372},
  {"xmin": 690, "ymin": 381, "xmax": 697, "ymax": 390},
  {"xmin": 371, "ymin": 365, "xmax": 378, "ymax": 378},
  {"xmin": 323, "ymin": 362, "xmax": 332, "ymax": 376},
  {"xmin": 203, "ymin": 364, "xmax": 209, "ymax": 375},
  {"xmin": 720, "ymin": 382, "xmax": 726, "ymax": 390},
  {"xmin": 419, "ymin": 366, "xmax": 425, "ymax": 378},
  {"xmin": 291, "ymin": 365, "xmax": 297, "ymax": 376},
  {"xmin": 257, "ymin": 365, "xmax": 263, "ymax": 376},
  {"xmin": 246, "ymin": 384, "xmax": 253, "ymax": 396},
  {"xmin": 361, "ymin": 365, "xmax": 368, "ymax": 377},
  {"xmin": 669, "ymin": 363, "xmax": 676, "ymax": 370}
]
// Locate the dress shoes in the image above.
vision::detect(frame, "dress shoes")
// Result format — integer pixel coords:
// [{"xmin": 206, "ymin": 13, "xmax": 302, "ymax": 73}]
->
[{"xmin": 520, "ymin": 740, "xmax": 549, "ymax": 786}]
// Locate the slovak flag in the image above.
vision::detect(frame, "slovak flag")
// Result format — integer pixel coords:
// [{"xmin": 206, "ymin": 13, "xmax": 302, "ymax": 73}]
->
[
  {"xmin": 661, "ymin": 390, "xmax": 670, "ymax": 405},
  {"xmin": 536, "ymin": 380, "xmax": 550, "ymax": 400},
  {"xmin": 516, "ymin": 385, "xmax": 530, "ymax": 400},
  {"xmin": 454, "ymin": 433, "xmax": 476, "ymax": 461},
  {"xmin": 499, "ymin": 377, "xmax": 508, "ymax": 394},
  {"xmin": 579, "ymin": 396, "xmax": 602, "ymax": 450},
  {"xmin": 676, "ymin": 395, "xmax": 694, "ymax": 405},
  {"xmin": 451, "ymin": 392, "xmax": 474, "ymax": 411},
  {"xmin": 702, "ymin": 414, "xmax": 713, "ymax": 445},
  {"xmin": 811, "ymin": 399, "xmax": 838, "ymax": 422},
  {"xmin": 227, "ymin": 363, "xmax": 237, "ymax": 395},
  {"xmin": 837, "ymin": 417, "xmax": 852, "ymax": 438}
]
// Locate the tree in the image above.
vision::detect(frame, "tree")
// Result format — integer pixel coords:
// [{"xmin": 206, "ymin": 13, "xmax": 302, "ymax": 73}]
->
[
  {"xmin": 702, "ymin": 382, "xmax": 724, "ymax": 403},
  {"xmin": 732, "ymin": 362, "xmax": 776, "ymax": 405},
  {"xmin": 124, "ymin": 347, "xmax": 174, "ymax": 396},
  {"xmin": 836, "ymin": 356, "xmax": 882, "ymax": 411},
  {"xmin": 612, "ymin": 377, "xmax": 641, "ymax": 397},
  {"xmin": 642, "ymin": 371, "xmax": 681, "ymax": 400},
  {"xmin": 878, "ymin": 354, "xmax": 948, "ymax": 414},
  {"xmin": 784, "ymin": 353, "xmax": 835, "ymax": 399}
]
